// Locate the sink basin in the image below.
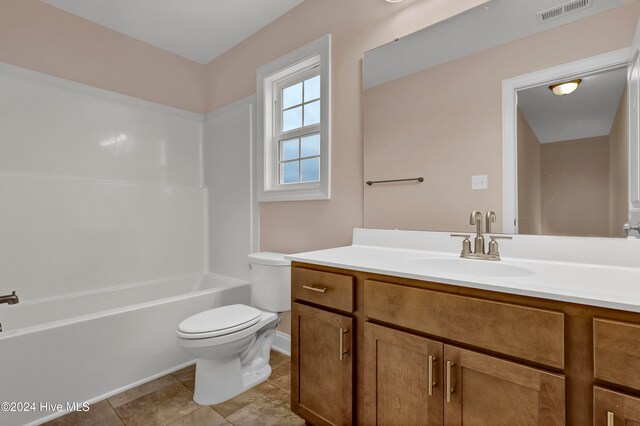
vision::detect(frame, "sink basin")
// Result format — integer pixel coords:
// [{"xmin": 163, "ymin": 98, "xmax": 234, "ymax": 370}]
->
[{"xmin": 406, "ymin": 257, "xmax": 535, "ymax": 278}]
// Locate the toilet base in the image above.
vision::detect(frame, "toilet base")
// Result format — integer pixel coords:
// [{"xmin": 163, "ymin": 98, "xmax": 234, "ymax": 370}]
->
[
  {"xmin": 191, "ymin": 323, "xmax": 277, "ymax": 405},
  {"xmin": 193, "ymin": 357, "xmax": 273, "ymax": 405}
]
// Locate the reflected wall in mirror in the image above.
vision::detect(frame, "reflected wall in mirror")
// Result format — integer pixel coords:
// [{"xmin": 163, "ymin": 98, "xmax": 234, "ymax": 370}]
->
[
  {"xmin": 363, "ymin": 0, "xmax": 640, "ymax": 238},
  {"xmin": 516, "ymin": 66, "xmax": 628, "ymax": 237}
]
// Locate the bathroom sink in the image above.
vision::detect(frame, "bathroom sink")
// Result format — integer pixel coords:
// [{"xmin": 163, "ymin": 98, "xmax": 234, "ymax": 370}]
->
[{"xmin": 406, "ymin": 257, "xmax": 535, "ymax": 278}]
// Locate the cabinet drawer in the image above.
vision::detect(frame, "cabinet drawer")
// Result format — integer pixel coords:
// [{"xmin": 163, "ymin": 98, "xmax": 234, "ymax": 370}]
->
[
  {"xmin": 364, "ymin": 280, "xmax": 565, "ymax": 369},
  {"xmin": 594, "ymin": 318, "xmax": 640, "ymax": 390},
  {"xmin": 292, "ymin": 267, "xmax": 354, "ymax": 313}
]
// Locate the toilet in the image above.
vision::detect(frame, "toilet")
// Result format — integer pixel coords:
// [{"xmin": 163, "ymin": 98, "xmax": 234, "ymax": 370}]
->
[{"xmin": 176, "ymin": 252, "xmax": 291, "ymax": 405}]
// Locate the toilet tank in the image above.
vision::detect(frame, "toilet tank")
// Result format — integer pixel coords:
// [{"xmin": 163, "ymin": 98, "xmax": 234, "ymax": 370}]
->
[{"xmin": 247, "ymin": 252, "xmax": 291, "ymax": 312}]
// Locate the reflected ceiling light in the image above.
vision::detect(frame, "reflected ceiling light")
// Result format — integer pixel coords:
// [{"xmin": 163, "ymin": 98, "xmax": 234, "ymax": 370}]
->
[
  {"xmin": 385, "ymin": 0, "xmax": 403, "ymax": 3},
  {"xmin": 549, "ymin": 79, "xmax": 582, "ymax": 96}
]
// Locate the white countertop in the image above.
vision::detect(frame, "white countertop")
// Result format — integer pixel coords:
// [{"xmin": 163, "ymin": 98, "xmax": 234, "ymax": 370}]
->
[{"xmin": 286, "ymin": 228, "xmax": 640, "ymax": 313}]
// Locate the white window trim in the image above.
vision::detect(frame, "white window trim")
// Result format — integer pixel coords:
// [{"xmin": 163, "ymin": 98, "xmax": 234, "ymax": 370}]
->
[{"xmin": 256, "ymin": 34, "xmax": 331, "ymax": 202}]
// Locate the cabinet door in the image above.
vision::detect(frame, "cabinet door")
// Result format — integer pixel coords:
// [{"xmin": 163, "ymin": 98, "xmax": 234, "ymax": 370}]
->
[
  {"xmin": 363, "ymin": 322, "xmax": 444, "ymax": 426},
  {"xmin": 443, "ymin": 345, "xmax": 565, "ymax": 425},
  {"xmin": 594, "ymin": 386, "xmax": 640, "ymax": 426},
  {"xmin": 291, "ymin": 302, "xmax": 353, "ymax": 426}
]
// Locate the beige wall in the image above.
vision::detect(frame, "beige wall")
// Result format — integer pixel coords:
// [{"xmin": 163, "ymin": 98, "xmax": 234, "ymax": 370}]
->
[
  {"xmin": 204, "ymin": 0, "xmax": 490, "ymax": 253},
  {"xmin": 541, "ymin": 137, "xmax": 610, "ymax": 237},
  {"xmin": 609, "ymin": 88, "xmax": 629, "ymax": 237},
  {"xmin": 363, "ymin": 3, "xmax": 640, "ymax": 233},
  {"xmin": 0, "ymin": 0, "xmax": 206, "ymax": 113},
  {"xmin": 517, "ymin": 110, "xmax": 542, "ymax": 235}
]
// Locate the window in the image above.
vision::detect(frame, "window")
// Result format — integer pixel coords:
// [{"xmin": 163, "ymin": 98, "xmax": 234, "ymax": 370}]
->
[{"xmin": 257, "ymin": 35, "xmax": 331, "ymax": 201}]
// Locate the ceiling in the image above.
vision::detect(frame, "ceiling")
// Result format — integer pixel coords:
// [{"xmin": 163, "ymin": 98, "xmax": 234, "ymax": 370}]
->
[
  {"xmin": 40, "ymin": 0, "xmax": 304, "ymax": 64},
  {"xmin": 518, "ymin": 66, "xmax": 628, "ymax": 144},
  {"xmin": 364, "ymin": 0, "xmax": 626, "ymax": 89}
]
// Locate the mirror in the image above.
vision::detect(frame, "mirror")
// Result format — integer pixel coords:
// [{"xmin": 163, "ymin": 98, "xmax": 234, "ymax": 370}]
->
[{"xmin": 363, "ymin": 0, "xmax": 640, "ymax": 238}]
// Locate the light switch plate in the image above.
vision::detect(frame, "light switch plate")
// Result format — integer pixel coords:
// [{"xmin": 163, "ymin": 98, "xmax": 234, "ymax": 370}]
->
[{"xmin": 472, "ymin": 175, "xmax": 488, "ymax": 190}]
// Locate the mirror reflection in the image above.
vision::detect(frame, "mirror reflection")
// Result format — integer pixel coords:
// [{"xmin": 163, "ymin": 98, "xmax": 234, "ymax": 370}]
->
[{"xmin": 363, "ymin": 0, "xmax": 640, "ymax": 238}]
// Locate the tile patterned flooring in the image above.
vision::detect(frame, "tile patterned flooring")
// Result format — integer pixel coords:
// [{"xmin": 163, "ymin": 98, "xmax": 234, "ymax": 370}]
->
[{"xmin": 45, "ymin": 351, "xmax": 304, "ymax": 426}]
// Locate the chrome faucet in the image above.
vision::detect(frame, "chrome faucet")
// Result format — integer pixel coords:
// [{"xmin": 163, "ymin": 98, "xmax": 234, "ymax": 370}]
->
[
  {"xmin": 624, "ymin": 222, "xmax": 640, "ymax": 237},
  {"xmin": 470, "ymin": 210, "xmax": 485, "ymax": 254},
  {"xmin": 0, "ymin": 291, "xmax": 19, "ymax": 305},
  {"xmin": 451, "ymin": 211, "xmax": 511, "ymax": 261}
]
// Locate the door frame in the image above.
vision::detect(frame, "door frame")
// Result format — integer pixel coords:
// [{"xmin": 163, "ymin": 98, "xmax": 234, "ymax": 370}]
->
[{"xmin": 501, "ymin": 48, "xmax": 631, "ymax": 233}]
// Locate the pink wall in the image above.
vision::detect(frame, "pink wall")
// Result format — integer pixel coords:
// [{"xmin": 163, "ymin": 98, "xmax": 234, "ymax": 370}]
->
[
  {"xmin": 609, "ymin": 88, "xmax": 629, "ymax": 237},
  {"xmin": 204, "ymin": 0, "xmax": 489, "ymax": 253},
  {"xmin": 541, "ymin": 136, "xmax": 610, "ymax": 237},
  {"xmin": 517, "ymin": 110, "xmax": 542, "ymax": 235},
  {"xmin": 0, "ymin": 0, "xmax": 206, "ymax": 114}
]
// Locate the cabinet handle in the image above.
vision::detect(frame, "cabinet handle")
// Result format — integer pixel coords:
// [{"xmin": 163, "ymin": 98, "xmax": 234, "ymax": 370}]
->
[
  {"xmin": 446, "ymin": 360, "xmax": 455, "ymax": 403},
  {"xmin": 302, "ymin": 284, "xmax": 328, "ymax": 293},
  {"xmin": 339, "ymin": 328, "xmax": 349, "ymax": 360},
  {"xmin": 428, "ymin": 355, "xmax": 437, "ymax": 396},
  {"xmin": 607, "ymin": 411, "xmax": 615, "ymax": 426}
]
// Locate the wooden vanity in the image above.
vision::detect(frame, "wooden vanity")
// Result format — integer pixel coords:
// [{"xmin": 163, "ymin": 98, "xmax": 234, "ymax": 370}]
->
[{"xmin": 290, "ymin": 262, "xmax": 640, "ymax": 426}]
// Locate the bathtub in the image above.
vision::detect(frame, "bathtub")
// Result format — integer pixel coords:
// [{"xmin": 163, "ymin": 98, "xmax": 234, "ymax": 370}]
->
[{"xmin": 0, "ymin": 273, "xmax": 251, "ymax": 426}]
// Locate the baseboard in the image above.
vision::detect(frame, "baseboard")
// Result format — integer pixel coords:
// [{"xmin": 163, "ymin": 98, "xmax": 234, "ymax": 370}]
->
[{"xmin": 272, "ymin": 331, "xmax": 291, "ymax": 357}]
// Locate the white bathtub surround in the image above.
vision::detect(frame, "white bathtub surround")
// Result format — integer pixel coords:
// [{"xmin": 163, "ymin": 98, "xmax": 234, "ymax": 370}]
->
[
  {"xmin": 0, "ymin": 62, "xmax": 207, "ymax": 302},
  {"xmin": 0, "ymin": 62, "xmax": 214, "ymax": 426},
  {"xmin": 287, "ymin": 228, "xmax": 640, "ymax": 313},
  {"xmin": 0, "ymin": 274, "xmax": 251, "ymax": 426},
  {"xmin": 0, "ymin": 175, "xmax": 206, "ymax": 301},
  {"xmin": 203, "ymin": 96, "xmax": 258, "ymax": 281}
]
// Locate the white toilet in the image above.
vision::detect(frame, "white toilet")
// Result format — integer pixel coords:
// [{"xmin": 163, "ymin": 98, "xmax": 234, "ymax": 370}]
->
[{"xmin": 176, "ymin": 252, "xmax": 291, "ymax": 405}]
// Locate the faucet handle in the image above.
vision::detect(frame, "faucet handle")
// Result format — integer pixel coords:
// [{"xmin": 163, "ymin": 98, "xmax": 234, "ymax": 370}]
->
[
  {"xmin": 450, "ymin": 234, "xmax": 472, "ymax": 256},
  {"xmin": 487, "ymin": 235, "xmax": 512, "ymax": 257}
]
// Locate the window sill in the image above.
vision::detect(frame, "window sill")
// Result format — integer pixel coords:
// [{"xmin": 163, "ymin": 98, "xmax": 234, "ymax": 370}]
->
[{"xmin": 258, "ymin": 185, "xmax": 330, "ymax": 202}]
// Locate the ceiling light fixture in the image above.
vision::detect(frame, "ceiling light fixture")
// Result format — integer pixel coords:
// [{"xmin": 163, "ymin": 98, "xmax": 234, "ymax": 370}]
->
[
  {"xmin": 549, "ymin": 79, "xmax": 582, "ymax": 96},
  {"xmin": 385, "ymin": 0, "xmax": 404, "ymax": 3}
]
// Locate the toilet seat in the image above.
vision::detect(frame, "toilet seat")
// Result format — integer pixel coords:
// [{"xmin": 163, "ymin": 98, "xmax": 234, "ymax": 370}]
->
[{"xmin": 177, "ymin": 304, "xmax": 262, "ymax": 339}]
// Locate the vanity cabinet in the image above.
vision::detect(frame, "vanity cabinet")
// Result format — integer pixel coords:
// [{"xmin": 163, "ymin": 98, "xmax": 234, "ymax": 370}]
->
[
  {"xmin": 291, "ymin": 262, "xmax": 640, "ymax": 425},
  {"xmin": 444, "ymin": 345, "xmax": 565, "ymax": 425},
  {"xmin": 364, "ymin": 322, "xmax": 444, "ymax": 425},
  {"xmin": 291, "ymin": 267, "xmax": 355, "ymax": 426},
  {"xmin": 363, "ymin": 322, "xmax": 565, "ymax": 425}
]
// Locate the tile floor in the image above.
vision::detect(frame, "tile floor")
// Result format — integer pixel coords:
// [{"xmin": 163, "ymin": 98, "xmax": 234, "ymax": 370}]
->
[{"xmin": 45, "ymin": 351, "xmax": 304, "ymax": 426}]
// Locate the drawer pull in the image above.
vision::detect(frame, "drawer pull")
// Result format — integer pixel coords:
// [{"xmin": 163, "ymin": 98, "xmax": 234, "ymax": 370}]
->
[
  {"xmin": 339, "ymin": 328, "xmax": 349, "ymax": 360},
  {"xmin": 446, "ymin": 360, "xmax": 455, "ymax": 403},
  {"xmin": 607, "ymin": 411, "xmax": 615, "ymax": 426},
  {"xmin": 428, "ymin": 355, "xmax": 437, "ymax": 396},
  {"xmin": 302, "ymin": 284, "xmax": 328, "ymax": 293}
]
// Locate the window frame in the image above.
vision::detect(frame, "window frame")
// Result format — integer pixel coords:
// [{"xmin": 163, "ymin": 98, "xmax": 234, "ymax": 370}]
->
[{"xmin": 256, "ymin": 35, "xmax": 331, "ymax": 202}]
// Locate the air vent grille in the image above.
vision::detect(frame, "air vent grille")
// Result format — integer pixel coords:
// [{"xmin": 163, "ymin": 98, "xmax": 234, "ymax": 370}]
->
[{"xmin": 537, "ymin": 0, "xmax": 592, "ymax": 23}]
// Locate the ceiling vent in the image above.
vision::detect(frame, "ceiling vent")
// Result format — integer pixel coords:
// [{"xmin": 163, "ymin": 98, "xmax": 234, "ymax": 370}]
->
[{"xmin": 537, "ymin": 0, "xmax": 592, "ymax": 24}]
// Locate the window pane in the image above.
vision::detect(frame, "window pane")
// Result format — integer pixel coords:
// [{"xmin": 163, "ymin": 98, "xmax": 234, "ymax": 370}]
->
[
  {"xmin": 303, "ymin": 101, "xmax": 320, "ymax": 126},
  {"xmin": 281, "ymin": 161, "xmax": 299, "ymax": 184},
  {"xmin": 283, "ymin": 106, "xmax": 302, "ymax": 132},
  {"xmin": 301, "ymin": 134, "xmax": 320, "ymax": 157},
  {"xmin": 282, "ymin": 82, "xmax": 302, "ymax": 109},
  {"xmin": 300, "ymin": 157, "xmax": 320, "ymax": 182},
  {"xmin": 281, "ymin": 138, "xmax": 299, "ymax": 161},
  {"xmin": 304, "ymin": 75, "xmax": 321, "ymax": 102}
]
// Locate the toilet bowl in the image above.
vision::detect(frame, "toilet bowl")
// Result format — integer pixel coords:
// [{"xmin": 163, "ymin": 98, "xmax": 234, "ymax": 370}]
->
[{"xmin": 176, "ymin": 252, "xmax": 290, "ymax": 405}]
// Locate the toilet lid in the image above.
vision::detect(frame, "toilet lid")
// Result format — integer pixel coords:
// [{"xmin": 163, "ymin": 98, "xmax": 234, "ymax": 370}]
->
[{"xmin": 178, "ymin": 304, "xmax": 262, "ymax": 335}]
